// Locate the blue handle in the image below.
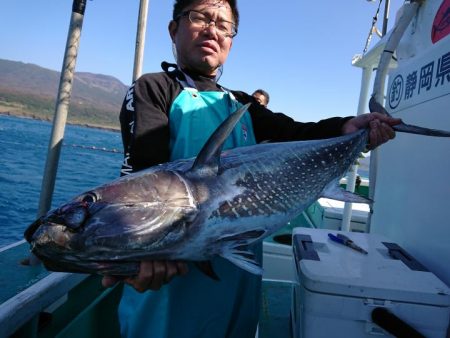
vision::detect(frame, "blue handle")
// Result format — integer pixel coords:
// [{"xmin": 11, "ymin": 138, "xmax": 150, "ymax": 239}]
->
[{"xmin": 328, "ymin": 233, "xmax": 345, "ymax": 244}]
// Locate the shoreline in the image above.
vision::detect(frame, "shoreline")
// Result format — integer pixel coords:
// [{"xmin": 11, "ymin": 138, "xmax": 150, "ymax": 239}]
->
[{"xmin": 0, "ymin": 111, "xmax": 120, "ymax": 133}]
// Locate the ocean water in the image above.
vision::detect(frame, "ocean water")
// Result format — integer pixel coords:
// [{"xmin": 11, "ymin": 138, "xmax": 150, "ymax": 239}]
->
[{"xmin": 0, "ymin": 115, "xmax": 123, "ymax": 248}]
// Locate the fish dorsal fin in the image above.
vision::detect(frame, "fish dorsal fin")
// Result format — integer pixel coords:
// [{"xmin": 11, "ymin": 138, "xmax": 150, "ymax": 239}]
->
[{"xmin": 190, "ymin": 103, "xmax": 251, "ymax": 176}]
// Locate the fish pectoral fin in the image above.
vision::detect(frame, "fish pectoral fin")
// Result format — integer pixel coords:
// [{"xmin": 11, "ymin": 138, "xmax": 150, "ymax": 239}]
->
[
  {"xmin": 220, "ymin": 248, "xmax": 263, "ymax": 276},
  {"xmin": 321, "ymin": 180, "xmax": 373, "ymax": 205},
  {"xmin": 195, "ymin": 261, "xmax": 220, "ymax": 281}
]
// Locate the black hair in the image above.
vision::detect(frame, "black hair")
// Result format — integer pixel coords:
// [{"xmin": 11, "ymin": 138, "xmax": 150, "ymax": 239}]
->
[
  {"xmin": 253, "ymin": 89, "xmax": 270, "ymax": 104},
  {"xmin": 172, "ymin": 0, "xmax": 239, "ymax": 28}
]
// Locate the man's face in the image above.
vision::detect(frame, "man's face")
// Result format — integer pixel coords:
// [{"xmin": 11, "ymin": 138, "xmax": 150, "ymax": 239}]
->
[
  {"xmin": 169, "ymin": 0, "xmax": 234, "ymax": 76},
  {"xmin": 253, "ymin": 93, "xmax": 268, "ymax": 107}
]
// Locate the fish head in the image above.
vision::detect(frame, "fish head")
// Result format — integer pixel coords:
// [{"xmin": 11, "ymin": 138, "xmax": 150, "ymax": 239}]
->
[
  {"xmin": 24, "ymin": 169, "xmax": 199, "ymax": 273},
  {"xmin": 24, "ymin": 192, "xmax": 104, "ymax": 249}
]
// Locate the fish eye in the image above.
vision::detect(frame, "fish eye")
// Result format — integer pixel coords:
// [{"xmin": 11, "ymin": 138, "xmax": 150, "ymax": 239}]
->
[
  {"xmin": 64, "ymin": 206, "xmax": 88, "ymax": 231},
  {"xmin": 82, "ymin": 192, "xmax": 98, "ymax": 204}
]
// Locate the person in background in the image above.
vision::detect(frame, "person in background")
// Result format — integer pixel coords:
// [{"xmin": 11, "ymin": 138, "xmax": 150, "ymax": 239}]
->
[
  {"xmin": 252, "ymin": 88, "xmax": 270, "ymax": 107},
  {"xmin": 103, "ymin": 0, "xmax": 400, "ymax": 337},
  {"xmin": 356, "ymin": 175, "xmax": 362, "ymax": 189}
]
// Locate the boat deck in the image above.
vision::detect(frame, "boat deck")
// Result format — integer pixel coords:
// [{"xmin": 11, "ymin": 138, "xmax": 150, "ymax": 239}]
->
[{"xmin": 259, "ymin": 280, "xmax": 293, "ymax": 338}]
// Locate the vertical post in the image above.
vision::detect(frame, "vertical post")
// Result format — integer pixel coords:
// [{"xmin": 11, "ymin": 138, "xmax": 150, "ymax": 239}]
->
[
  {"xmin": 365, "ymin": 68, "xmax": 387, "ymax": 233},
  {"xmin": 366, "ymin": 2, "xmax": 421, "ymax": 232},
  {"xmin": 382, "ymin": 0, "xmax": 391, "ymax": 36},
  {"xmin": 341, "ymin": 65, "xmax": 374, "ymax": 232},
  {"xmin": 37, "ymin": 0, "xmax": 87, "ymax": 217},
  {"xmin": 133, "ymin": 0, "xmax": 149, "ymax": 82}
]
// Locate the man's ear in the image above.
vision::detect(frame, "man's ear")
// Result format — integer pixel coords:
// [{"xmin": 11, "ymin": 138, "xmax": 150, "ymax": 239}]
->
[{"xmin": 168, "ymin": 20, "xmax": 178, "ymax": 41}]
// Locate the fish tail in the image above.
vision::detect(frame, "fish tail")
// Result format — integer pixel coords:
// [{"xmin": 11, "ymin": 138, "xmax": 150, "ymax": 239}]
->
[
  {"xmin": 369, "ymin": 96, "xmax": 450, "ymax": 137},
  {"xmin": 393, "ymin": 123, "xmax": 450, "ymax": 137}
]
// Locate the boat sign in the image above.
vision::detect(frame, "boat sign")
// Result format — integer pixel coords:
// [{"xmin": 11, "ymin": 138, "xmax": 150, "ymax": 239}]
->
[
  {"xmin": 388, "ymin": 1, "xmax": 450, "ymax": 114},
  {"xmin": 387, "ymin": 46, "xmax": 450, "ymax": 112}
]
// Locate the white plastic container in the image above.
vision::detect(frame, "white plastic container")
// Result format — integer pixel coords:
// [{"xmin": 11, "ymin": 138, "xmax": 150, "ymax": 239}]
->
[{"xmin": 291, "ymin": 228, "xmax": 450, "ymax": 338}]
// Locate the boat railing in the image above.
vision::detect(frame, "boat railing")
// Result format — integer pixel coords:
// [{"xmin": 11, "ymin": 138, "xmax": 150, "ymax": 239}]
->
[{"xmin": 0, "ymin": 241, "xmax": 122, "ymax": 337}]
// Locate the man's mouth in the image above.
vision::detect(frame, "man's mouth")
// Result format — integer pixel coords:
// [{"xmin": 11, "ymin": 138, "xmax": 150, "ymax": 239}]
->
[{"xmin": 200, "ymin": 41, "xmax": 218, "ymax": 54}]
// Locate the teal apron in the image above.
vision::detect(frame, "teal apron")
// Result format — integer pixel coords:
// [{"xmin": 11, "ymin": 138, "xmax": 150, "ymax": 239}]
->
[{"xmin": 118, "ymin": 80, "xmax": 262, "ymax": 338}]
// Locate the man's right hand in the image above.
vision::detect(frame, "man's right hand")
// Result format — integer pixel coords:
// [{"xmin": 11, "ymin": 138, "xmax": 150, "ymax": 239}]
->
[{"xmin": 102, "ymin": 260, "xmax": 189, "ymax": 292}]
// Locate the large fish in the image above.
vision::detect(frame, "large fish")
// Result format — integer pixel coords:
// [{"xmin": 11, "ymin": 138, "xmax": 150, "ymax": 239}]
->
[{"xmin": 24, "ymin": 102, "xmax": 450, "ymax": 276}]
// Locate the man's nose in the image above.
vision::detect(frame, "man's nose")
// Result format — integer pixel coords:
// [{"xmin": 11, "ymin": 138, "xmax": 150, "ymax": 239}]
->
[{"xmin": 203, "ymin": 21, "xmax": 220, "ymax": 39}]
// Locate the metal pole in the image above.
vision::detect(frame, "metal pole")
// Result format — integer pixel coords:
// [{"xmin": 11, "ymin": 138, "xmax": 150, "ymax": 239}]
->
[
  {"xmin": 367, "ymin": 1, "xmax": 421, "ymax": 230},
  {"xmin": 382, "ymin": 0, "xmax": 391, "ymax": 36},
  {"xmin": 341, "ymin": 66, "xmax": 374, "ymax": 232},
  {"xmin": 133, "ymin": 0, "xmax": 149, "ymax": 82},
  {"xmin": 37, "ymin": 0, "xmax": 87, "ymax": 217}
]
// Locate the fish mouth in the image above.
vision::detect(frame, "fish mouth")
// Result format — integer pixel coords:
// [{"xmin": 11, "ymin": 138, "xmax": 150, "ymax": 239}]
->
[
  {"xmin": 24, "ymin": 217, "xmax": 68, "ymax": 245},
  {"xmin": 24, "ymin": 217, "xmax": 45, "ymax": 243},
  {"xmin": 25, "ymin": 200, "xmax": 94, "ymax": 243}
]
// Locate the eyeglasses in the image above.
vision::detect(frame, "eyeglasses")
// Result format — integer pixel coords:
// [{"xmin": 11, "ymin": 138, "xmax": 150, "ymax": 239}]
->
[{"xmin": 177, "ymin": 10, "xmax": 237, "ymax": 38}]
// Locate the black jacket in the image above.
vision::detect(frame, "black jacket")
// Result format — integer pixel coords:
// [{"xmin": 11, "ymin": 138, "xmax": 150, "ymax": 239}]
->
[{"xmin": 120, "ymin": 63, "xmax": 352, "ymax": 174}]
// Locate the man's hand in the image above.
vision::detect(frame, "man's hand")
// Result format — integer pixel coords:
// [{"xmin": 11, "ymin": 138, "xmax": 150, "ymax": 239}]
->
[
  {"xmin": 102, "ymin": 260, "xmax": 189, "ymax": 292},
  {"xmin": 342, "ymin": 112, "xmax": 402, "ymax": 150}
]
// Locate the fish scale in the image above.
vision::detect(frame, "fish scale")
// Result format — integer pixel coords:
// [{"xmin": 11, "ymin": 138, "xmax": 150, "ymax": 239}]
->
[{"xmin": 210, "ymin": 129, "xmax": 367, "ymax": 224}]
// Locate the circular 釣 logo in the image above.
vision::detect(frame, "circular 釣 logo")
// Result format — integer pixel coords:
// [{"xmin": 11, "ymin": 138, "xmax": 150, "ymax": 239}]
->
[
  {"xmin": 388, "ymin": 75, "xmax": 404, "ymax": 109},
  {"xmin": 432, "ymin": 0, "xmax": 450, "ymax": 44}
]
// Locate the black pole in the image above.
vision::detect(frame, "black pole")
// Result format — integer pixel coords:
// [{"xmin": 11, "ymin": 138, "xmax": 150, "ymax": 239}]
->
[
  {"xmin": 73, "ymin": 0, "xmax": 87, "ymax": 15},
  {"xmin": 382, "ymin": 0, "xmax": 390, "ymax": 36}
]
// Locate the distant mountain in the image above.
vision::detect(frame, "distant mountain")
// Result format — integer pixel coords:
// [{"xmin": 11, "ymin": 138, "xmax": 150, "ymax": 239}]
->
[{"xmin": 0, "ymin": 59, "xmax": 128, "ymax": 129}]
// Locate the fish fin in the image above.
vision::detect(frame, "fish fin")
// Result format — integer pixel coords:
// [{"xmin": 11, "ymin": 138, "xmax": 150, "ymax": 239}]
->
[
  {"xmin": 216, "ymin": 230, "xmax": 265, "ymax": 274},
  {"xmin": 321, "ymin": 179, "xmax": 373, "ymax": 204},
  {"xmin": 195, "ymin": 261, "xmax": 220, "ymax": 281},
  {"xmin": 220, "ymin": 248, "xmax": 263, "ymax": 275},
  {"xmin": 218, "ymin": 230, "xmax": 266, "ymax": 243},
  {"xmin": 393, "ymin": 122, "xmax": 450, "ymax": 137},
  {"xmin": 370, "ymin": 96, "xmax": 450, "ymax": 137},
  {"xmin": 189, "ymin": 103, "xmax": 251, "ymax": 177},
  {"xmin": 369, "ymin": 96, "xmax": 393, "ymax": 117}
]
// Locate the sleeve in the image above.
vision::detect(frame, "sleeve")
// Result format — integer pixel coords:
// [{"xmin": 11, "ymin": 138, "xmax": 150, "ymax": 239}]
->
[
  {"xmin": 119, "ymin": 73, "xmax": 179, "ymax": 175},
  {"xmin": 231, "ymin": 91, "xmax": 353, "ymax": 143}
]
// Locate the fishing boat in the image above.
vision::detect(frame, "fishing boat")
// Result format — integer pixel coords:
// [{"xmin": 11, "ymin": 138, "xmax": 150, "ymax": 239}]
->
[{"xmin": 1, "ymin": 0, "xmax": 449, "ymax": 337}]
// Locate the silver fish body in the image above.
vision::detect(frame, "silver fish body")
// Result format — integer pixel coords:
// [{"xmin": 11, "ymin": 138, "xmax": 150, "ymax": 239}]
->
[
  {"xmin": 25, "ymin": 126, "xmax": 368, "ymax": 275},
  {"xmin": 25, "ymin": 102, "xmax": 450, "ymax": 276}
]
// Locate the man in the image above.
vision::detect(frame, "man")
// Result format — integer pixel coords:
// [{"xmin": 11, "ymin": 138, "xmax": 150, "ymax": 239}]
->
[
  {"xmin": 103, "ymin": 1, "xmax": 399, "ymax": 337},
  {"xmin": 252, "ymin": 89, "xmax": 270, "ymax": 107}
]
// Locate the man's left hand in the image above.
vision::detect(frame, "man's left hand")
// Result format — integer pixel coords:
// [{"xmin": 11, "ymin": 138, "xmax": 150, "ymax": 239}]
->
[{"xmin": 342, "ymin": 112, "xmax": 402, "ymax": 150}]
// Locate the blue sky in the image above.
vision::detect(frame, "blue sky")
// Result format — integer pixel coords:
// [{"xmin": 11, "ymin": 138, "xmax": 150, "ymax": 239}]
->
[{"xmin": 0, "ymin": 0, "xmax": 402, "ymax": 122}]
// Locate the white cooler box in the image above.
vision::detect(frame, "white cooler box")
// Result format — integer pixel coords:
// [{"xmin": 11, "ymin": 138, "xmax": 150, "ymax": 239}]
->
[
  {"xmin": 291, "ymin": 228, "xmax": 450, "ymax": 338},
  {"xmin": 307, "ymin": 198, "xmax": 369, "ymax": 232}
]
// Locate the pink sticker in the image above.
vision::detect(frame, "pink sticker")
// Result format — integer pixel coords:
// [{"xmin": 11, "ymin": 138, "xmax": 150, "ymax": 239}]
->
[{"xmin": 432, "ymin": 0, "xmax": 450, "ymax": 44}]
